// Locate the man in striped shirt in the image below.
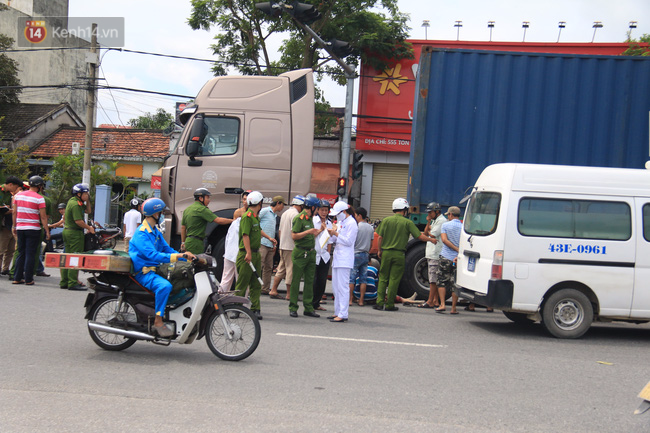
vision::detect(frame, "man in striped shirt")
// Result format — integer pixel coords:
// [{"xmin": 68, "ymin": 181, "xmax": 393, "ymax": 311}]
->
[{"xmin": 12, "ymin": 176, "xmax": 49, "ymax": 285}]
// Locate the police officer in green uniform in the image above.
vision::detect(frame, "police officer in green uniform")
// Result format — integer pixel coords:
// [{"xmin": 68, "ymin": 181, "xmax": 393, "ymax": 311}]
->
[
  {"xmin": 234, "ymin": 191, "xmax": 274, "ymax": 321},
  {"xmin": 374, "ymin": 198, "xmax": 436, "ymax": 311},
  {"xmin": 60, "ymin": 184, "xmax": 94, "ymax": 291},
  {"xmin": 289, "ymin": 196, "xmax": 324, "ymax": 318},
  {"xmin": 180, "ymin": 188, "xmax": 232, "ymax": 254}
]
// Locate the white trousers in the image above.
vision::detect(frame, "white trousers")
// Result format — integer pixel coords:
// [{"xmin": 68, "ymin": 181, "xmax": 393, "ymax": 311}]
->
[
  {"xmin": 220, "ymin": 259, "xmax": 238, "ymax": 293},
  {"xmin": 332, "ymin": 267, "xmax": 351, "ymax": 319}
]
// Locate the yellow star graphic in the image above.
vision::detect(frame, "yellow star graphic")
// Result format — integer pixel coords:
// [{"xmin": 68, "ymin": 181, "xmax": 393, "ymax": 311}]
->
[{"xmin": 373, "ymin": 63, "xmax": 409, "ymax": 95}]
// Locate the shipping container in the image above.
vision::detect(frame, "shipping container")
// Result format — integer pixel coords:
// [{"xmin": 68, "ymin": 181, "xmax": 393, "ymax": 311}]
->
[
  {"xmin": 401, "ymin": 47, "xmax": 650, "ymax": 299},
  {"xmin": 408, "ymin": 47, "xmax": 650, "ymax": 213}
]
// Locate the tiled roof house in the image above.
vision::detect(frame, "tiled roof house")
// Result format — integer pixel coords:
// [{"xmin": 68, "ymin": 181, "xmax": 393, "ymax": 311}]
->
[{"xmin": 31, "ymin": 126, "xmax": 172, "ymax": 195}]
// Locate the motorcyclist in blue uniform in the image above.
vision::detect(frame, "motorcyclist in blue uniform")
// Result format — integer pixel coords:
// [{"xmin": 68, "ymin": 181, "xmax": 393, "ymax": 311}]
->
[{"xmin": 129, "ymin": 198, "xmax": 196, "ymax": 337}]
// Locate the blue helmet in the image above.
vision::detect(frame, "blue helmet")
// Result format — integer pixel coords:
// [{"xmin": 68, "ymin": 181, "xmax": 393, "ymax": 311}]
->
[
  {"xmin": 320, "ymin": 199, "xmax": 331, "ymax": 208},
  {"xmin": 142, "ymin": 198, "xmax": 167, "ymax": 216},
  {"xmin": 305, "ymin": 196, "xmax": 320, "ymax": 208},
  {"xmin": 72, "ymin": 183, "xmax": 89, "ymax": 195}
]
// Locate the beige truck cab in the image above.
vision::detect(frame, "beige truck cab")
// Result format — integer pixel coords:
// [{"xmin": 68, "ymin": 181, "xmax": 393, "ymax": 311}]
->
[{"xmin": 160, "ymin": 69, "xmax": 315, "ymax": 271}]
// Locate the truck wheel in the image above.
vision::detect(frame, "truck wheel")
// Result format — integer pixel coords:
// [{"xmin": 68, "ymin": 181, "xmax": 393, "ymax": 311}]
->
[
  {"xmin": 541, "ymin": 289, "xmax": 594, "ymax": 339},
  {"xmin": 503, "ymin": 311, "xmax": 535, "ymax": 325},
  {"xmin": 400, "ymin": 242, "xmax": 429, "ymax": 299},
  {"xmin": 211, "ymin": 238, "xmax": 226, "ymax": 280}
]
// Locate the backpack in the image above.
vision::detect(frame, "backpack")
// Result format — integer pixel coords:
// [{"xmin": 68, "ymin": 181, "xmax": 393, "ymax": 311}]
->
[{"xmin": 156, "ymin": 261, "xmax": 195, "ymax": 293}]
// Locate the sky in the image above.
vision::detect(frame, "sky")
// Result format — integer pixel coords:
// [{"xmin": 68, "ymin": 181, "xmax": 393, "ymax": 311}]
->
[{"xmin": 67, "ymin": 0, "xmax": 650, "ymax": 127}]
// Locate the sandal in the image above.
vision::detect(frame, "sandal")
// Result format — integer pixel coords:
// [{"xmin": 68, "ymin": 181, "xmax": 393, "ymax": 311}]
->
[
  {"xmin": 12, "ymin": 280, "xmax": 24, "ymax": 285},
  {"xmin": 418, "ymin": 303, "xmax": 435, "ymax": 309}
]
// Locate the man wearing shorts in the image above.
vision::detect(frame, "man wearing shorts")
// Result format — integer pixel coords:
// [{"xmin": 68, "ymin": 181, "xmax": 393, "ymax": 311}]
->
[
  {"xmin": 436, "ymin": 206, "xmax": 462, "ymax": 314},
  {"xmin": 419, "ymin": 202, "xmax": 446, "ymax": 310},
  {"xmin": 349, "ymin": 207, "xmax": 373, "ymax": 306}
]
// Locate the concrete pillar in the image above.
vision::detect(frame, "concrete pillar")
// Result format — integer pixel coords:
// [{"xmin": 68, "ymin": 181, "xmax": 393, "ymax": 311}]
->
[{"xmin": 94, "ymin": 184, "xmax": 111, "ymax": 226}]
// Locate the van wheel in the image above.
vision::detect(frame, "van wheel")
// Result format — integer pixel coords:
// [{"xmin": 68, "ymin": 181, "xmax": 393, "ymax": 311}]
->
[
  {"xmin": 541, "ymin": 289, "xmax": 593, "ymax": 339},
  {"xmin": 503, "ymin": 311, "xmax": 535, "ymax": 325},
  {"xmin": 400, "ymin": 243, "xmax": 428, "ymax": 299}
]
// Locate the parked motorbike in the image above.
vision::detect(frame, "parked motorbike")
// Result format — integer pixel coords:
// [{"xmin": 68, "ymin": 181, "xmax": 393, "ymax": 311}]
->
[
  {"xmin": 85, "ymin": 225, "xmax": 122, "ymax": 251},
  {"xmin": 84, "ymin": 253, "xmax": 261, "ymax": 361}
]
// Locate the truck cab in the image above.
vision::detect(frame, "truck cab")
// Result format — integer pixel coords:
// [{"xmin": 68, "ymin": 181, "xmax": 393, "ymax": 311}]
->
[{"xmin": 160, "ymin": 69, "xmax": 315, "ymax": 274}]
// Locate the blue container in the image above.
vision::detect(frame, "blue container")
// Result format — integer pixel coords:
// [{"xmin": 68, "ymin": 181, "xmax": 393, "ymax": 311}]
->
[{"xmin": 409, "ymin": 47, "xmax": 650, "ymax": 214}]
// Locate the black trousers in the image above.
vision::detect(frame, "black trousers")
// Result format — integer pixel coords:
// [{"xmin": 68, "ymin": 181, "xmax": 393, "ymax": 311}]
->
[{"xmin": 312, "ymin": 257, "xmax": 331, "ymax": 309}]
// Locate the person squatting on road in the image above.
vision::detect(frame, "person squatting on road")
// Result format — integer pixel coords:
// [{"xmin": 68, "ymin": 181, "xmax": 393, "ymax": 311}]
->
[
  {"xmin": 349, "ymin": 207, "xmax": 373, "ymax": 307},
  {"xmin": 129, "ymin": 198, "xmax": 196, "ymax": 337},
  {"xmin": 436, "ymin": 206, "xmax": 463, "ymax": 315},
  {"xmin": 181, "ymin": 188, "xmax": 232, "ymax": 255},
  {"xmin": 327, "ymin": 201, "xmax": 358, "ymax": 323},
  {"xmin": 60, "ymin": 183, "xmax": 94, "ymax": 291},
  {"xmin": 234, "ymin": 191, "xmax": 275, "ymax": 321},
  {"xmin": 288, "ymin": 196, "xmax": 323, "ymax": 318},
  {"xmin": 122, "ymin": 198, "xmax": 142, "ymax": 253},
  {"xmin": 374, "ymin": 198, "xmax": 436, "ymax": 311},
  {"xmin": 312, "ymin": 199, "xmax": 333, "ymax": 312},
  {"xmin": 12, "ymin": 176, "xmax": 50, "ymax": 286}
]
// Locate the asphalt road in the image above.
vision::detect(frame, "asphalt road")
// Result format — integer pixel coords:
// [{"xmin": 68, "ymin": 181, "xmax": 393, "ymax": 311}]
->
[{"xmin": 2, "ymin": 270, "xmax": 650, "ymax": 433}]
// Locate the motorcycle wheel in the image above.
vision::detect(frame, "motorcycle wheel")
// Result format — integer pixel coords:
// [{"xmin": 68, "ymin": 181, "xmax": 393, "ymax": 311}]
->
[
  {"xmin": 205, "ymin": 305, "xmax": 261, "ymax": 361},
  {"xmin": 88, "ymin": 297, "xmax": 138, "ymax": 351},
  {"xmin": 103, "ymin": 238, "xmax": 117, "ymax": 250}
]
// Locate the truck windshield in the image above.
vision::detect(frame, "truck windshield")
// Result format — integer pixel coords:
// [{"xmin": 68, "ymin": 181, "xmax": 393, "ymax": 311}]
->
[{"xmin": 464, "ymin": 192, "xmax": 501, "ymax": 235}]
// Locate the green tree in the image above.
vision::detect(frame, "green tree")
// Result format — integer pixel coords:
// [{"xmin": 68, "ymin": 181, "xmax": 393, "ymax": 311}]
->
[
  {"xmin": 188, "ymin": 0, "xmax": 413, "ymax": 81},
  {"xmin": 46, "ymin": 152, "xmax": 127, "ymax": 207},
  {"xmin": 623, "ymin": 33, "xmax": 650, "ymax": 56},
  {"xmin": 0, "ymin": 144, "xmax": 32, "ymax": 181},
  {"xmin": 0, "ymin": 4, "xmax": 21, "ymax": 105},
  {"xmin": 127, "ymin": 108, "xmax": 174, "ymax": 129}
]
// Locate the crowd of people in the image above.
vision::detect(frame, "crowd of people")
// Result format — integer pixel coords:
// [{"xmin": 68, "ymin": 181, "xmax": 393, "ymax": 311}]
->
[{"xmin": 2, "ymin": 177, "xmax": 481, "ymax": 330}]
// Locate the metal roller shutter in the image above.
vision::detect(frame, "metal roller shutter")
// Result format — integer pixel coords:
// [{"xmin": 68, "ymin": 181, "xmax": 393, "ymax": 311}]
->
[{"xmin": 370, "ymin": 164, "xmax": 409, "ymax": 221}]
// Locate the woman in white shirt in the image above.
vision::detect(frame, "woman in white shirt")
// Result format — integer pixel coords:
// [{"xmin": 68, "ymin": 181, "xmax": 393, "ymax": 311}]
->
[{"xmin": 327, "ymin": 201, "xmax": 358, "ymax": 322}]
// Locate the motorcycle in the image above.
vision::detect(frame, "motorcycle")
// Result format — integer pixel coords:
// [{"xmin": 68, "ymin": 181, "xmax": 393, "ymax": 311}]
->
[
  {"xmin": 84, "ymin": 253, "xmax": 261, "ymax": 361},
  {"xmin": 85, "ymin": 225, "xmax": 122, "ymax": 251}
]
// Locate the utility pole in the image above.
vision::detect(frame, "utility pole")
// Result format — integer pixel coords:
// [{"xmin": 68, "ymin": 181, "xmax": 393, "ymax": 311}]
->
[{"xmin": 82, "ymin": 23, "xmax": 98, "ymax": 186}]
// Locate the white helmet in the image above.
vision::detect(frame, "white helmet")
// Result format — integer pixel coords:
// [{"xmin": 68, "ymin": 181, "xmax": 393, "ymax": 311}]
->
[
  {"xmin": 247, "ymin": 191, "xmax": 264, "ymax": 206},
  {"xmin": 291, "ymin": 195, "xmax": 306, "ymax": 206},
  {"xmin": 392, "ymin": 198, "xmax": 409, "ymax": 211}
]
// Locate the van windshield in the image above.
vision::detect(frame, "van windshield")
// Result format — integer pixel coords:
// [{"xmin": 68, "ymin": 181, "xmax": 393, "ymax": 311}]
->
[{"xmin": 464, "ymin": 192, "xmax": 501, "ymax": 235}]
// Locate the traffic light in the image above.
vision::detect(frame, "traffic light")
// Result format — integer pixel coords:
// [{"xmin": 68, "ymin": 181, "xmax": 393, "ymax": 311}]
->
[
  {"xmin": 352, "ymin": 152, "xmax": 363, "ymax": 179},
  {"xmin": 337, "ymin": 177, "xmax": 347, "ymax": 196},
  {"xmin": 328, "ymin": 39, "xmax": 352, "ymax": 58},
  {"xmin": 286, "ymin": 1, "xmax": 321, "ymax": 25},
  {"xmin": 255, "ymin": 1, "xmax": 282, "ymax": 17}
]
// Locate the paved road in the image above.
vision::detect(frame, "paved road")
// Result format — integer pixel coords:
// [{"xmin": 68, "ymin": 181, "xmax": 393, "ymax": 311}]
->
[{"xmin": 1, "ymin": 271, "xmax": 650, "ymax": 432}]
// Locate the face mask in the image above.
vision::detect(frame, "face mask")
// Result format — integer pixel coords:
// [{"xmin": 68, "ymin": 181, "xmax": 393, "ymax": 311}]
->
[
  {"xmin": 338, "ymin": 211, "xmax": 346, "ymax": 220},
  {"xmin": 158, "ymin": 213, "xmax": 165, "ymax": 225}
]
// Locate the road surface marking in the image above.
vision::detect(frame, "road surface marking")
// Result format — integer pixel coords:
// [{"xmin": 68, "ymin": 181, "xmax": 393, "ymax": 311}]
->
[{"xmin": 277, "ymin": 333, "xmax": 446, "ymax": 348}]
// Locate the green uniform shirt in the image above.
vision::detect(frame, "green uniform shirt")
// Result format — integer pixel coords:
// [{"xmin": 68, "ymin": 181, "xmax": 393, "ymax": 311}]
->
[
  {"xmin": 376, "ymin": 214, "xmax": 421, "ymax": 251},
  {"xmin": 181, "ymin": 201, "xmax": 216, "ymax": 238},
  {"xmin": 64, "ymin": 196, "xmax": 85, "ymax": 231},
  {"xmin": 292, "ymin": 210, "xmax": 315, "ymax": 250},
  {"xmin": 238, "ymin": 210, "xmax": 261, "ymax": 250}
]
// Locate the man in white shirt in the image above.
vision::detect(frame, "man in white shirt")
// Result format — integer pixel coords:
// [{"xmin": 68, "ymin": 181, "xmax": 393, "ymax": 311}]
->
[
  {"xmin": 419, "ymin": 202, "xmax": 446, "ymax": 309},
  {"xmin": 122, "ymin": 198, "xmax": 142, "ymax": 253},
  {"xmin": 269, "ymin": 195, "xmax": 304, "ymax": 300}
]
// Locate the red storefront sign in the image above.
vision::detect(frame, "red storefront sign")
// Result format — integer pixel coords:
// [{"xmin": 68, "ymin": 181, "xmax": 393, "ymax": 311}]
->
[{"xmin": 356, "ymin": 40, "xmax": 635, "ymax": 154}]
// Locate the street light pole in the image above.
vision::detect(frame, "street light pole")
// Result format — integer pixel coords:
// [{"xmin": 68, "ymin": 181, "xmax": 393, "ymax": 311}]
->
[{"xmin": 82, "ymin": 23, "xmax": 98, "ymax": 186}]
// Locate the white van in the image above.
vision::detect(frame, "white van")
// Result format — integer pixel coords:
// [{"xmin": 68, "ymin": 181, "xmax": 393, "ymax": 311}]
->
[{"xmin": 456, "ymin": 163, "xmax": 650, "ymax": 338}]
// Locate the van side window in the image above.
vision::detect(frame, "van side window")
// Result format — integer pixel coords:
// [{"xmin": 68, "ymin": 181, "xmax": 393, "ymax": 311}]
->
[
  {"xmin": 464, "ymin": 192, "xmax": 501, "ymax": 235},
  {"xmin": 193, "ymin": 117, "xmax": 239, "ymax": 156},
  {"xmin": 644, "ymin": 204, "xmax": 650, "ymax": 242},
  {"xmin": 518, "ymin": 198, "xmax": 631, "ymax": 240}
]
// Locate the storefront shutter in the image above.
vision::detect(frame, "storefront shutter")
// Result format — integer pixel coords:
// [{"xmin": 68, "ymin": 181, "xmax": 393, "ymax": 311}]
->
[{"xmin": 369, "ymin": 163, "xmax": 409, "ymax": 221}]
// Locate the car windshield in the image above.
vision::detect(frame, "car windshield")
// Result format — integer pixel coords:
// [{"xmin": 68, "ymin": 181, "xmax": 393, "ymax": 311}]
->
[{"xmin": 464, "ymin": 192, "xmax": 501, "ymax": 236}]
